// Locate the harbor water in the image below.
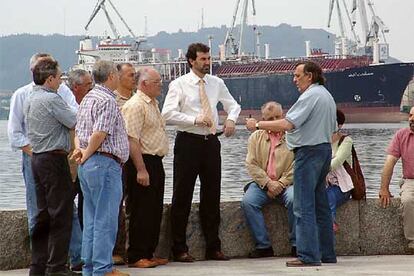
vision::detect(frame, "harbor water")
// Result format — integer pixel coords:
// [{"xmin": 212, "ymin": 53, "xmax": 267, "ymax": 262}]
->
[{"xmin": 0, "ymin": 120, "xmax": 405, "ymax": 210}]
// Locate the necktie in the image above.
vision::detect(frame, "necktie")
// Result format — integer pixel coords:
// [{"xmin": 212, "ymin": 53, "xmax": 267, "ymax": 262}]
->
[{"xmin": 199, "ymin": 79, "xmax": 216, "ymax": 134}]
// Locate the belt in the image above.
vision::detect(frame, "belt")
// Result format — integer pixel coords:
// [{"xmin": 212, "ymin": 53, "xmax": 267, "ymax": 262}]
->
[
  {"xmin": 178, "ymin": 131, "xmax": 223, "ymax": 140},
  {"xmin": 96, "ymin": 151, "xmax": 123, "ymax": 165},
  {"xmin": 48, "ymin": 149, "xmax": 68, "ymax": 155}
]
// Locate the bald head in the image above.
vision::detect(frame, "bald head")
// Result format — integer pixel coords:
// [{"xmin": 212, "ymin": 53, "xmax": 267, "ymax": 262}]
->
[{"xmin": 136, "ymin": 67, "xmax": 162, "ymax": 99}]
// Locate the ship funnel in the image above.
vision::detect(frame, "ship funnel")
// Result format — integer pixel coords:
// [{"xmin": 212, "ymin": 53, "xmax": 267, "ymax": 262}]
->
[
  {"xmin": 305, "ymin": 41, "xmax": 311, "ymax": 57},
  {"xmin": 264, "ymin": 44, "xmax": 270, "ymax": 59}
]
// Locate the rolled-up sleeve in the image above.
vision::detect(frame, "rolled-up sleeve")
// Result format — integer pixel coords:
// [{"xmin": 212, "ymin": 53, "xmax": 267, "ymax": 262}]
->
[
  {"xmin": 93, "ymin": 100, "xmax": 117, "ymax": 134},
  {"xmin": 122, "ymin": 102, "xmax": 144, "ymax": 141},
  {"xmin": 285, "ymin": 95, "xmax": 315, "ymax": 129},
  {"xmin": 218, "ymin": 79, "xmax": 241, "ymax": 122}
]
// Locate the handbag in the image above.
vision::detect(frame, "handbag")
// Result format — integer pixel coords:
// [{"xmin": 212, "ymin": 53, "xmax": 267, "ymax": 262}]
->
[{"xmin": 338, "ymin": 135, "xmax": 366, "ymax": 200}]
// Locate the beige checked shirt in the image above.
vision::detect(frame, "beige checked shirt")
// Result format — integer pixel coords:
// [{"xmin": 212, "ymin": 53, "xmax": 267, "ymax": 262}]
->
[
  {"xmin": 115, "ymin": 90, "xmax": 132, "ymax": 109},
  {"xmin": 122, "ymin": 90, "xmax": 169, "ymax": 157}
]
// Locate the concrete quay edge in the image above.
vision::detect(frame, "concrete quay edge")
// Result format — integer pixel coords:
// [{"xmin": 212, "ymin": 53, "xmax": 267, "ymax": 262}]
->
[{"xmin": 0, "ymin": 198, "xmax": 412, "ymax": 270}]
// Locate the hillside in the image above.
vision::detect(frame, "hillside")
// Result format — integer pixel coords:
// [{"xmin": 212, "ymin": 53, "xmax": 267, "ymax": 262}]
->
[{"xmin": 0, "ymin": 24, "xmax": 335, "ymax": 90}]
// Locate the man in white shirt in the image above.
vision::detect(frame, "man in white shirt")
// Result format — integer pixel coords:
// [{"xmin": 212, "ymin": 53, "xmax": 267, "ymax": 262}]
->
[
  {"xmin": 7, "ymin": 53, "xmax": 82, "ymax": 271},
  {"xmin": 162, "ymin": 42, "xmax": 241, "ymax": 262}
]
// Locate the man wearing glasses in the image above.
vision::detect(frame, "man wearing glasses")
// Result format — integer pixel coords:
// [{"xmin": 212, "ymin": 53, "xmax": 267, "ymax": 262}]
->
[{"xmin": 122, "ymin": 67, "xmax": 169, "ymax": 268}]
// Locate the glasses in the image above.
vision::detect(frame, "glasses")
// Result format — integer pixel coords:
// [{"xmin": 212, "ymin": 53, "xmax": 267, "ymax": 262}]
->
[{"xmin": 146, "ymin": 79, "xmax": 163, "ymax": 84}]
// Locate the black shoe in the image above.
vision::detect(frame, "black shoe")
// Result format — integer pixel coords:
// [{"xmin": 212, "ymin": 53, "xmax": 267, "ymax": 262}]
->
[
  {"xmin": 248, "ymin": 247, "xmax": 274, "ymax": 258},
  {"xmin": 173, "ymin": 252, "xmax": 195, "ymax": 262},
  {"xmin": 205, "ymin": 250, "xmax": 230, "ymax": 261},
  {"xmin": 291, "ymin": 246, "xmax": 297, "ymax": 257}
]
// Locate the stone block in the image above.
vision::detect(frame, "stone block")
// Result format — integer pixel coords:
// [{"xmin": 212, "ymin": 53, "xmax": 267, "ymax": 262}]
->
[
  {"xmin": 0, "ymin": 210, "xmax": 31, "ymax": 270},
  {"xmin": 335, "ymin": 199, "xmax": 361, "ymax": 255},
  {"xmin": 359, "ymin": 198, "xmax": 408, "ymax": 255}
]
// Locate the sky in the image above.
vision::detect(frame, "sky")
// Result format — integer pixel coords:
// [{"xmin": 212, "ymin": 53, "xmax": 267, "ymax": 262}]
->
[{"xmin": 0, "ymin": 0, "xmax": 413, "ymax": 62}]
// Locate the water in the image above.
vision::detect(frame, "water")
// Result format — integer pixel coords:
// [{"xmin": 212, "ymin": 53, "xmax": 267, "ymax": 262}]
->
[{"xmin": 0, "ymin": 120, "xmax": 404, "ymax": 210}]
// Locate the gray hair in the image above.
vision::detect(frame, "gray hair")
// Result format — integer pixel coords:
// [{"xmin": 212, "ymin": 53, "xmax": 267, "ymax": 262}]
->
[
  {"xmin": 92, "ymin": 60, "xmax": 117, "ymax": 84},
  {"xmin": 67, "ymin": 69, "xmax": 90, "ymax": 90},
  {"xmin": 29, "ymin": 53, "xmax": 52, "ymax": 71},
  {"xmin": 136, "ymin": 66, "xmax": 155, "ymax": 85},
  {"xmin": 261, "ymin": 101, "xmax": 282, "ymax": 113}
]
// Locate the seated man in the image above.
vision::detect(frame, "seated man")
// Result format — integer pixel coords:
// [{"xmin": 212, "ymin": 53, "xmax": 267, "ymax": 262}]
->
[
  {"xmin": 379, "ymin": 106, "xmax": 414, "ymax": 252},
  {"xmin": 242, "ymin": 101, "xmax": 296, "ymax": 258}
]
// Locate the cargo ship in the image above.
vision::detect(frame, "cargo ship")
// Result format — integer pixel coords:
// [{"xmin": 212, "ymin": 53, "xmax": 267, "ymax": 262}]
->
[{"xmin": 74, "ymin": 0, "xmax": 414, "ymax": 123}]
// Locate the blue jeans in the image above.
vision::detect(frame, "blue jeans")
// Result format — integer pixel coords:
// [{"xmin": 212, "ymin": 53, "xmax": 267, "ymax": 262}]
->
[
  {"xmin": 78, "ymin": 154, "xmax": 122, "ymax": 276},
  {"xmin": 22, "ymin": 152, "xmax": 37, "ymax": 235},
  {"xmin": 293, "ymin": 144, "xmax": 336, "ymax": 263},
  {"xmin": 241, "ymin": 182, "xmax": 296, "ymax": 249},
  {"xmin": 326, "ymin": 185, "xmax": 351, "ymax": 222},
  {"xmin": 69, "ymin": 204, "xmax": 83, "ymax": 267},
  {"xmin": 23, "ymin": 152, "xmax": 83, "ymax": 265}
]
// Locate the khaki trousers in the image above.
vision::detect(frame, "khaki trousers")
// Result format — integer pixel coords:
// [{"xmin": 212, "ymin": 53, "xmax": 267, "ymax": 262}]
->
[{"xmin": 400, "ymin": 179, "xmax": 414, "ymax": 242}]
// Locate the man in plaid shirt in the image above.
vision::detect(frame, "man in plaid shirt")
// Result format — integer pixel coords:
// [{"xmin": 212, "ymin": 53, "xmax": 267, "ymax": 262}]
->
[{"xmin": 74, "ymin": 60, "xmax": 129, "ymax": 276}]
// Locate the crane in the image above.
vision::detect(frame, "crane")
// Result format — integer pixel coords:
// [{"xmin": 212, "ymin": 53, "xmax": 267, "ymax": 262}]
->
[
  {"xmin": 223, "ymin": 0, "xmax": 257, "ymax": 58},
  {"xmin": 85, "ymin": 0, "xmax": 139, "ymax": 41}
]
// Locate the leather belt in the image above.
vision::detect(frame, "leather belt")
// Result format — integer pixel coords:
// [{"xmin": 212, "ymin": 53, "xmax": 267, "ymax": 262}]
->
[
  {"xmin": 96, "ymin": 151, "xmax": 123, "ymax": 165},
  {"xmin": 178, "ymin": 131, "xmax": 223, "ymax": 141},
  {"xmin": 48, "ymin": 149, "xmax": 68, "ymax": 155}
]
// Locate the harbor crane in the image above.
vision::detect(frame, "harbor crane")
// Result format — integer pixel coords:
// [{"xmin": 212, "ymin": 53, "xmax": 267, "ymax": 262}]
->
[
  {"xmin": 327, "ymin": 0, "xmax": 389, "ymax": 57},
  {"xmin": 223, "ymin": 0, "xmax": 257, "ymax": 58},
  {"xmin": 85, "ymin": 0, "xmax": 146, "ymax": 46}
]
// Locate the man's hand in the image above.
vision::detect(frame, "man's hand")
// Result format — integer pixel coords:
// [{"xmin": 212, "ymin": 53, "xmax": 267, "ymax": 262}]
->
[
  {"xmin": 137, "ymin": 168, "xmax": 150, "ymax": 187},
  {"xmin": 223, "ymin": 119, "xmax": 236, "ymax": 137},
  {"xmin": 21, "ymin": 145, "xmax": 33, "ymax": 157},
  {"xmin": 70, "ymin": 148, "xmax": 83, "ymax": 164},
  {"xmin": 195, "ymin": 114, "xmax": 212, "ymax": 128},
  {"xmin": 379, "ymin": 187, "xmax": 393, "ymax": 208},
  {"xmin": 246, "ymin": 118, "xmax": 257, "ymax": 132},
  {"xmin": 266, "ymin": 181, "xmax": 284, "ymax": 199}
]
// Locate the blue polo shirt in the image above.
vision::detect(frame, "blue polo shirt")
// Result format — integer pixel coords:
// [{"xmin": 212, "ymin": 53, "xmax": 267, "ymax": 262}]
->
[{"xmin": 285, "ymin": 83, "xmax": 336, "ymax": 150}]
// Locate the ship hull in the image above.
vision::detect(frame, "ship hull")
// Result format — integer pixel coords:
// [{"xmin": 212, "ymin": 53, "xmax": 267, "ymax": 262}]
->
[{"xmin": 160, "ymin": 62, "xmax": 414, "ymax": 123}]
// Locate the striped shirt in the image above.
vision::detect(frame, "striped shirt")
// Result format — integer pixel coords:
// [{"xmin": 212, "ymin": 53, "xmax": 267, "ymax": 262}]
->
[
  {"xmin": 122, "ymin": 90, "xmax": 169, "ymax": 157},
  {"xmin": 76, "ymin": 84, "xmax": 129, "ymax": 163},
  {"xmin": 24, "ymin": 85, "xmax": 76, "ymax": 153}
]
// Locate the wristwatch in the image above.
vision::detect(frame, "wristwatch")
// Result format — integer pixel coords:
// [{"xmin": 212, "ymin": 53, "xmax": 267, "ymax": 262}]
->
[{"xmin": 255, "ymin": 122, "xmax": 260, "ymax": 130}]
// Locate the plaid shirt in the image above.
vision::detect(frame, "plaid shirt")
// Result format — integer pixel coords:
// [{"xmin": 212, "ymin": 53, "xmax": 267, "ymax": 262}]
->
[
  {"xmin": 122, "ymin": 90, "xmax": 169, "ymax": 157},
  {"xmin": 76, "ymin": 84, "xmax": 129, "ymax": 163}
]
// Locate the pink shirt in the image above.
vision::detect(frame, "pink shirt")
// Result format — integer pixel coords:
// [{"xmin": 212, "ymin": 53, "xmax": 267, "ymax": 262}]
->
[
  {"xmin": 387, "ymin": 128, "xmax": 414, "ymax": 179},
  {"xmin": 266, "ymin": 132, "xmax": 281, "ymax": 180}
]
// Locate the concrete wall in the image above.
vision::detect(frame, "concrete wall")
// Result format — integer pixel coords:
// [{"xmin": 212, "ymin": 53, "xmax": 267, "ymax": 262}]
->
[{"xmin": 0, "ymin": 198, "xmax": 411, "ymax": 270}]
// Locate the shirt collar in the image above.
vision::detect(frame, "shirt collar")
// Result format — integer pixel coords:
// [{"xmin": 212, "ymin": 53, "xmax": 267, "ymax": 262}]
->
[
  {"xmin": 33, "ymin": 85, "xmax": 56, "ymax": 93},
  {"xmin": 114, "ymin": 90, "xmax": 132, "ymax": 101},
  {"xmin": 265, "ymin": 131, "xmax": 285, "ymax": 143},
  {"xmin": 95, "ymin": 84, "xmax": 116, "ymax": 98},
  {"xmin": 189, "ymin": 69, "xmax": 208, "ymax": 85},
  {"xmin": 137, "ymin": 90, "xmax": 158, "ymax": 105}
]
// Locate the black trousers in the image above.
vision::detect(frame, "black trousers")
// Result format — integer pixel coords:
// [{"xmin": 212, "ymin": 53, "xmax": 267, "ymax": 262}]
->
[
  {"xmin": 125, "ymin": 155, "xmax": 165, "ymax": 262},
  {"xmin": 29, "ymin": 152, "xmax": 74, "ymax": 275},
  {"xmin": 171, "ymin": 132, "xmax": 222, "ymax": 255}
]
